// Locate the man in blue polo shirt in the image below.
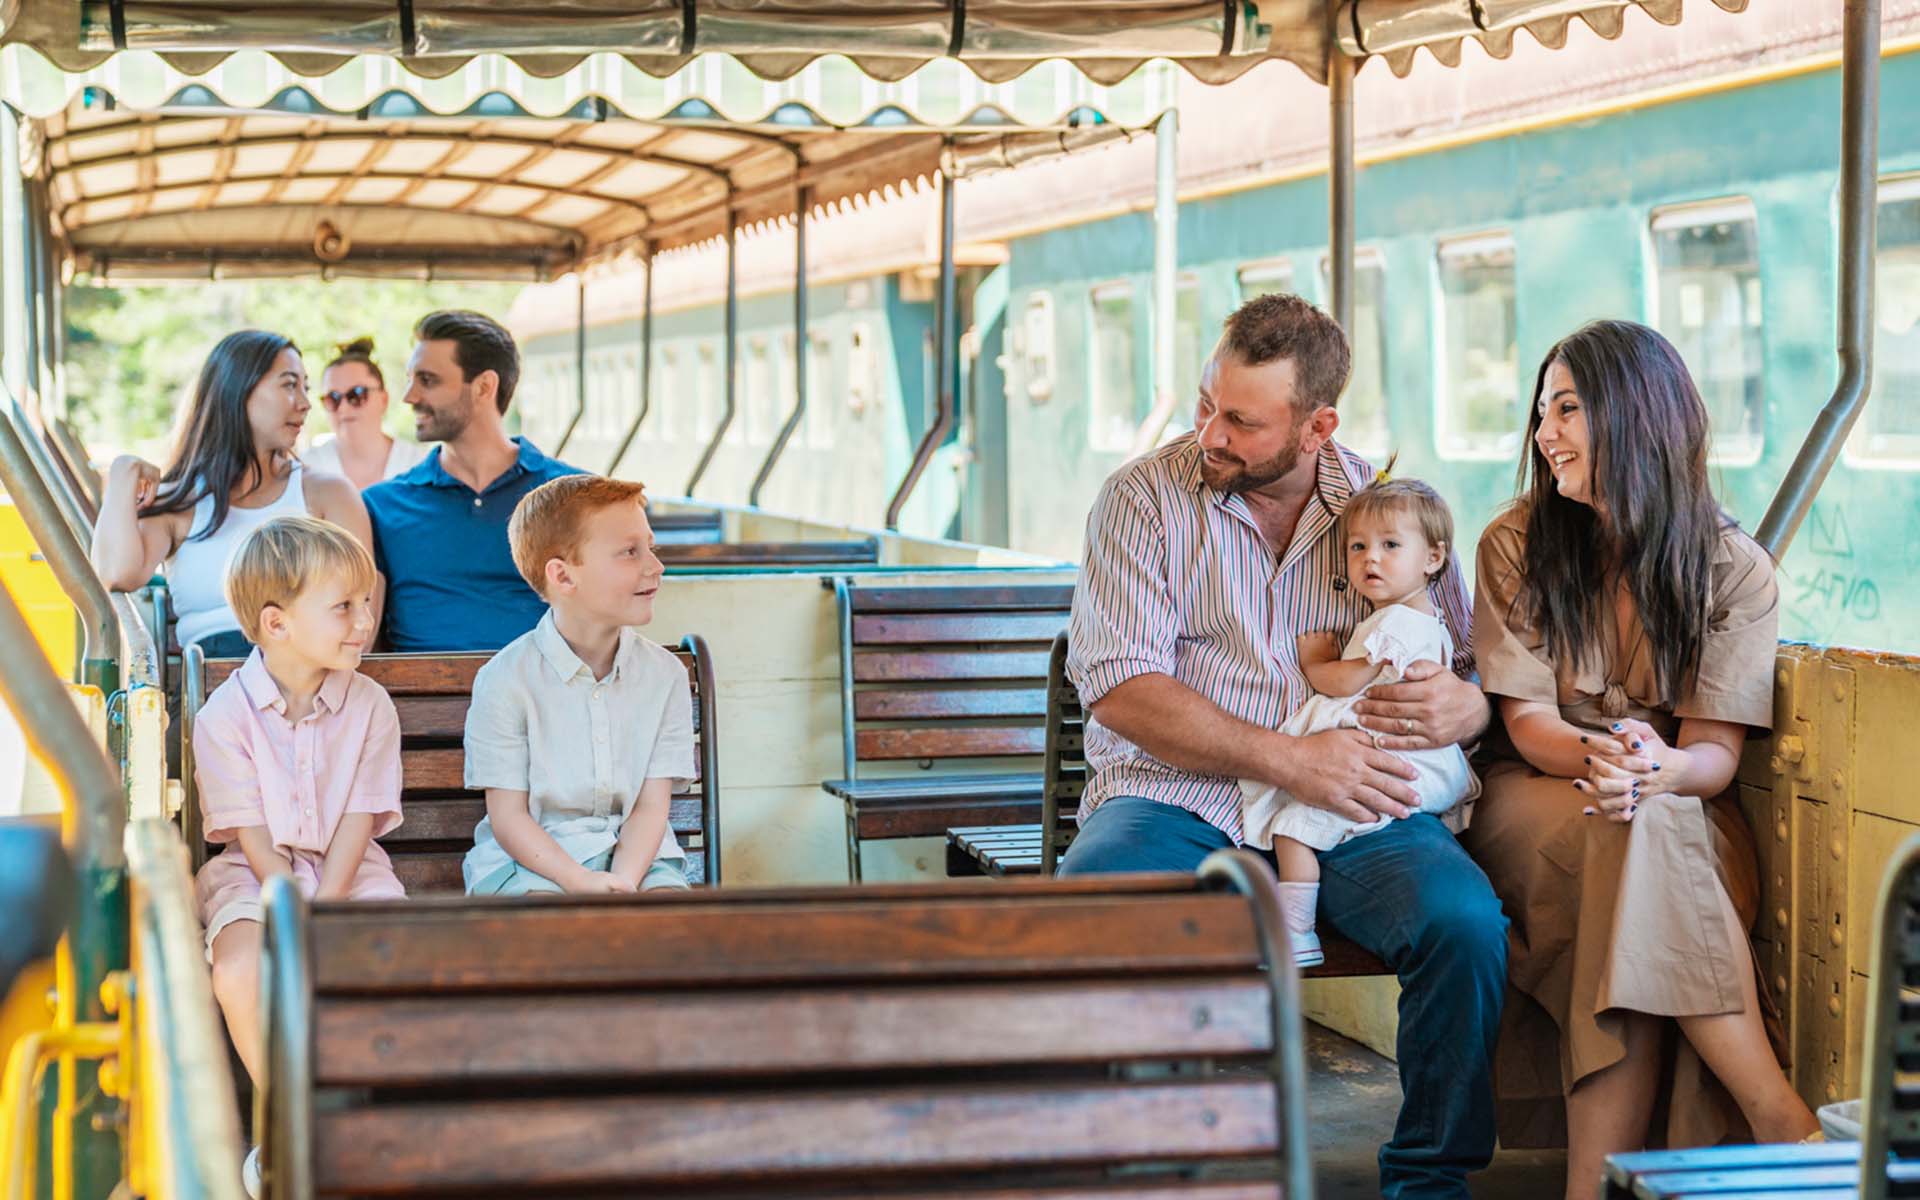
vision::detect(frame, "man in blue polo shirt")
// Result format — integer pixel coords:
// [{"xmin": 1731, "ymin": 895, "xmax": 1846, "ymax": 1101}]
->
[{"xmin": 365, "ymin": 310, "xmax": 583, "ymax": 652}]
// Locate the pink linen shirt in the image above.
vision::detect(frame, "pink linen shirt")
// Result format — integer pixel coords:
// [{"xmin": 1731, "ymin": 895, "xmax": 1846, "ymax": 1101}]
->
[
  {"xmin": 193, "ymin": 651, "xmax": 406, "ymax": 925},
  {"xmin": 1067, "ymin": 435, "xmax": 1475, "ymax": 841}
]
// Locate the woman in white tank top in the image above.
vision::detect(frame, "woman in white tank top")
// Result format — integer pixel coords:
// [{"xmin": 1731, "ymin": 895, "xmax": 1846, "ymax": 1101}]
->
[{"xmin": 91, "ymin": 330, "xmax": 379, "ymax": 657}]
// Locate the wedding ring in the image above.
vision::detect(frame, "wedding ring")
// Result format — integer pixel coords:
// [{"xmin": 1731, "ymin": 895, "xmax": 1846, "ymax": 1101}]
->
[
  {"xmin": 1402, "ymin": 717, "xmax": 1413, "ymax": 735},
  {"xmin": 1369, "ymin": 731, "xmax": 1384, "ymax": 749}
]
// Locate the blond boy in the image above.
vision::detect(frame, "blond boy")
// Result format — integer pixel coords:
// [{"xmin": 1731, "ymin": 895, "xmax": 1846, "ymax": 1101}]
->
[
  {"xmin": 191, "ymin": 515, "xmax": 405, "ymax": 1195},
  {"xmin": 462, "ymin": 475, "xmax": 694, "ymax": 894}
]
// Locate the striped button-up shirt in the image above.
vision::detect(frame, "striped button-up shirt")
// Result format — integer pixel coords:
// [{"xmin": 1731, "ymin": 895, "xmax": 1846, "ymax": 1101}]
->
[{"xmin": 1067, "ymin": 434, "xmax": 1474, "ymax": 840}]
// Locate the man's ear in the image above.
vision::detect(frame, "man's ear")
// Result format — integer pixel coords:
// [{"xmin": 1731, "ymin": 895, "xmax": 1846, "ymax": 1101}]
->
[
  {"xmin": 471, "ymin": 368, "xmax": 500, "ymax": 413},
  {"xmin": 544, "ymin": 556, "xmax": 573, "ymax": 596},
  {"xmin": 257, "ymin": 604, "xmax": 289, "ymax": 643},
  {"xmin": 1300, "ymin": 405, "xmax": 1340, "ymax": 454}
]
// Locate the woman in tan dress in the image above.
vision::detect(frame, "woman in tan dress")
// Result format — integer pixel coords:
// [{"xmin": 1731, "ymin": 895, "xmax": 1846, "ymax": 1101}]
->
[{"xmin": 1461, "ymin": 320, "xmax": 1815, "ymax": 1199}]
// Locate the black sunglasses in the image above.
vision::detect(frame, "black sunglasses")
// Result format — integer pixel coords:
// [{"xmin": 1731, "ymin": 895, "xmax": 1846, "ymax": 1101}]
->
[{"xmin": 322, "ymin": 385, "xmax": 376, "ymax": 410}]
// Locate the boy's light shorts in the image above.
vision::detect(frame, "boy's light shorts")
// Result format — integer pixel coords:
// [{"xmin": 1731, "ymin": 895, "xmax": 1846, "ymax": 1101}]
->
[{"xmin": 467, "ymin": 848, "xmax": 691, "ymax": 896}]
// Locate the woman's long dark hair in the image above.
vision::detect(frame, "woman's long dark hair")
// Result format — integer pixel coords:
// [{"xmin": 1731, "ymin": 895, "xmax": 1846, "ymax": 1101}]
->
[
  {"xmin": 140, "ymin": 330, "xmax": 298, "ymax": 542},
  {"xmin": 1518, "ymin": 319, "xmax": 1723, "ymax": 704}
]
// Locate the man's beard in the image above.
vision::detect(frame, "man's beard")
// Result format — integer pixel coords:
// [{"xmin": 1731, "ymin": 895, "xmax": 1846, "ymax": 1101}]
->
[
  {"xmin": 412, "ymin": 388, "xmax": 473, "ymax": 443},
  {"xmin": 1200, "ymin": 429, "xmax": 1305, "ymax": 494}
]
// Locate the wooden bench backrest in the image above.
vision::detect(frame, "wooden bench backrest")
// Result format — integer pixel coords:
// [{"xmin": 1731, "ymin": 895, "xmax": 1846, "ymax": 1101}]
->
[
  {"xmin": 1042, "ymin": 631, "xmax": 1088, "ymax": 875},
  {"xmin": 268, "ymin": 869, "xmax": 1307, "ymax": 1198},
  {"xmin": 647, "ymin": 508, "xmax": 724, "ymax": 545},
  {"xmin": 185, "ymin": 640, "xmax": 721, "ymax": 887},
  {"xmin": 837, "ymin": 582, "xmax": 1073, "ymax": 778},
  {"xmin": 661, "ymin": 538, "xmax": 880, "ymax": 567}
]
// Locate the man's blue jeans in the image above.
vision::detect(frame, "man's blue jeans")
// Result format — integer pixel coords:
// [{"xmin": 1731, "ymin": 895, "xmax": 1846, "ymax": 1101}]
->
[{"xmin": 1060, "ymin": 796, "xmax": 1508, "ymax": 1200}]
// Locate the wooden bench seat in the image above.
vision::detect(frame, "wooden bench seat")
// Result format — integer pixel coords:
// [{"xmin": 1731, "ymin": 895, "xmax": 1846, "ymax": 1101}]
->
[
  {"xmin": 659, "ymin": 537, "xmax": 879, "ymax": 567},
  {"xmin": 182, "ymin": 641, "xmax": 722, "ymax": 888},
  {"xmin": 821, "ymin": 581, "xmax": 1072, "ymax": 881},
  {"xmin": 258, "ymin": 855, "xmax": 1312, "ymax": 1198}
]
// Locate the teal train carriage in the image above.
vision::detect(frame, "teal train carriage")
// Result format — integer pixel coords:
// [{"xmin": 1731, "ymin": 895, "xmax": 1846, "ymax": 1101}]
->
[{"xmin": 518, "ymin": 14, "xmax": 1920, "ymax": 653}]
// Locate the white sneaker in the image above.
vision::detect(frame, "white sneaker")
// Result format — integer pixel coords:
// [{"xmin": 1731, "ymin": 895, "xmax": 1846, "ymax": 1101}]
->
[
  {"xmin": 242, "ymin": 1145, "xmax": 261, "ymax": 1199},
  {"xmin": 1290, "ymin": 927, "xmax": 1324, "ymax": 968}
]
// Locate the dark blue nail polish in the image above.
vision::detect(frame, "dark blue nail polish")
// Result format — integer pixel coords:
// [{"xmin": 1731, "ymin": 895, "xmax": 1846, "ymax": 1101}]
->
[
  {"xmin": 1580, "ymin": 735, "xmax": 1589, "ymax": 744},
  {"xmin": 1631, "ymin": 741, "xmax": 1643, "ymax": 750},
  {"xmin": 1627, "ymin": 804, "xmax": 1637, "ymax": 816},
  {"xmin": 1611, "ymin": 723, "xmax": 1623, "ymax": 731},
  {"xmin": 1583, "ymin": 755, "xmax": 1591, "ymax": 764},
  {"xmin": 1652, "ymin": 763, "xmax": 1661, "ymax": 772}
]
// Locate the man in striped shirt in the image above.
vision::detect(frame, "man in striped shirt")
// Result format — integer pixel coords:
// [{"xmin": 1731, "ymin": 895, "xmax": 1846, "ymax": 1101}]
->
[{"xmin": 1065, "ymin": 294, "xmax": 1507, "ymax": 1200}]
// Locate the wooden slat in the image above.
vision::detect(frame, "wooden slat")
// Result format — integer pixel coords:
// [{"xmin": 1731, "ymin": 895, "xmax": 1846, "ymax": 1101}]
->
[
  {"xmin": 855, "ymin": 726, "xmax": 1045, "ymax": 761},
  {"xmin": 854, "ymin": 795, "xmax": 1042, "ymax": 839},
  {"xmin": 392, "ymin": 695, "xmax": 470, "ymax": 739},
  {"xmin": 824, "ymin": 772, "xmax": 1044, "ymax": 802},
  {"xmin": 852, "ymin": 612, "xmax": 1069, "ymax": 647},
  {"xmin": 389, "ymin": 845, "xmax": 705, "ymax": 895},
  {"xmin": 401, "ymin": 748, "xmax": 467, "ymax": 793},
  {"xmin": 202, "ymin": 650, "xmax": 697, "ymax": 697},
  {"xmin": 805, "ymin": 1187, "xmax": 1280, "ymax": 1200},
  {"xmin": 386, "ymin": 796, "xmax": 706, "ymax": 844},
  {"xmin": 659, "ymin": 539, "xmax": 878, "ymax": 566},
  {"xmin": 855, "ymin": 650, "xmax": 1050, "ymax": 683},
  {"xmin": 314, "ymin": 1080, "xmax": 1277, "ymax": 1192},
  {"xmin": 848, "ymin": 585, "xmax": 1075, "ymax": 614},
  {"xmin": 314, "ymin": 976, "xmax": 1273, "ymax": 1085},
  {"xmin": 854, "ymin": 687, "xmax": 1046, "ymax": 720},
  {"xmin": 311, "ymin": 891, "xmax": 1260, "ymax": 992}
]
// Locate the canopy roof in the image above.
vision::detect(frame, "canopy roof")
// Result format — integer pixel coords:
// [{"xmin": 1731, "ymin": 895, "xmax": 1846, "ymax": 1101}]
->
[
  {"xmin": 2, "ymin": 1, "xmax": 1750, "ymax": 88},
  {"xmin": 42, "ymin": 86, "xmax": 1142, "ymax": 279}
]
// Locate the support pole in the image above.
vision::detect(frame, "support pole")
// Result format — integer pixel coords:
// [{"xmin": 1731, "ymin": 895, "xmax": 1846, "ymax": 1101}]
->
[
  {"xmin": 605, "ymin": 242, "xmax": 654, "ymax": 477},
  {"xmin": 750, "ymin": 188, "xmax": 811, "ymax": 508},
  {"xmin": 685, "ymin": 205, "xmax": 738, "ymax": 497},
  {"xmin": 1757, "ymin": 0, "xmax": 1881, "ymax": 558},
  {"xmin": 0, "ymin": 401, "xmax": 116, "ymax": 689},
  {"xmin": 1328, "ymin": 49, "xmax": 1357, "ymax": 335},
  {"xmin": 2, "ymin": 105, "xmax": 28, "ymax": 408},
  {"xmin": 554, "ymin": 273, "xmax": 588, "ymax": 457},
  {"xmin": 886, "ymin": 165, "xmax": 957, "ymax": 531},
  {"xmin": 1128, "ymin": 109, "xmax": 1181, "ymax": 457}
]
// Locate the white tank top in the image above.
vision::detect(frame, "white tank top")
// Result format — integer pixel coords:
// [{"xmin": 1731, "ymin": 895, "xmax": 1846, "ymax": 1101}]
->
[{"xmin": 169, "ymin": 463, "xmax": 309, "ymax": 647}]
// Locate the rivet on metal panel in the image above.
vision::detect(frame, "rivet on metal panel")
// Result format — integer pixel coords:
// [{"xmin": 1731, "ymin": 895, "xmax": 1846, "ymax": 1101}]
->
[
  {"xmin": 1777, "ymin": 735, "xmax": 1806, "ymax": 764},
  {"xmin": 1776, "ymin": 907, "xmax": 1789, "ymax": 928},
  {"xmin": 1775, "ymin": 975, "xmax": 1788, "ymax": 995},
  {"xmin": 1827, "ymin": 1081, "xmax": 1840, "ymax": 1101},
  {"xmin": 1830, "ymin": 770, "xmax": 1846, "ymax": 793},
  {"xmin": 1770, "ymin": 755, "xmax": 1784, "ymax": 774},
  {"xmin": 1776, "ymin": 820, "xmax": 1788, "ymax": 842},
  {"xmin": 1832, "ymin": 679, "xmax": 1846, "ymax": 701},
  {"xmin": 1828, "ymin": 995, "xmax": 1843, "ymax": 1017},
  {"xmin": 1830, "ymin": 926, "xmax": 1843, "ymax": 948},
  {"xmin": 1776, "ymin": 668, "xmax": 1790, "ymax": 688},
  {"xmin": 1831, "ymin": 838, "xmax": 1844, "ymax": 861}
]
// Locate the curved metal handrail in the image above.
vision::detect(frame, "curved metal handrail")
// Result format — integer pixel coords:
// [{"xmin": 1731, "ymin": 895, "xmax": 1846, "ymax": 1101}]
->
[
  {"xmin": 49, "ymin": 417, "xmax": 103, "ymax": 511},
  {"xmin": 0, "ymin": 396, "xmax": 117, "ymax": 684},
  {"xmin": 605, "ymin": 242, "xmax": 654, "ymax": 477},
  {"xmin": 124, "ymin": 820, "xmax": 248, "ymax": 1200},
  {"xmin": 749, "ymin": 187, "xmax": 810, "ymax": 508},
  {"xmin": 3, "ymin": 392, "xmax": 90, "ymax": 545},
  {"xmin": 885, "ymin": 164, "xmax": 957, "ymax": 531},
  {"xmin": 259, "ymin": 874, "xmax": 315, "ymax": 1200},
  {"xmin": 684, "ymin": 205, "xmax": 740, "ymax": 498},
  {"xmin": 680, "ymin": 633, "xmax": 723, "ymax": 884},
  {"xmin": 1198, "ymin": 847, "xmax": 1316, "ymax": 1200},
  {"xmin": 553, "ymin": 274, "xmax": 588, "ymax": 458}
]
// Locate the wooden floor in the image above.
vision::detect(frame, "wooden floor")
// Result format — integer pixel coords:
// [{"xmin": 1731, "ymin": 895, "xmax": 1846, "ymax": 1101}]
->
[{"xmin": 1302, "ymin": 1022, "xmax": 1567, "ymax": 1199}]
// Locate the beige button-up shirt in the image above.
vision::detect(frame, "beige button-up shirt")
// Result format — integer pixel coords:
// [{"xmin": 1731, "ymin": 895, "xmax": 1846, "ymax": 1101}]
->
[{"xmin": 462, "ymin": 612, "xmax": 694, "ymax": 888}]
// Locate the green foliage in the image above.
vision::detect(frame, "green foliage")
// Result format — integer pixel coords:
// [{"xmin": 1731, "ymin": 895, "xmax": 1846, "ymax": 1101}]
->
[{"xmin": 63, "ymin": 278, "xmax": 522, "ymax": 455}]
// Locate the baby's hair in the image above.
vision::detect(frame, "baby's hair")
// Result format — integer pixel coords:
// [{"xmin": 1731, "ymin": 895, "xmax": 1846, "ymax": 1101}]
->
[
  {"xmin": 509, "ymin": 474, "xmax": 649, "ymax": 598},
  {"xmin": 1341, "ymin": 465, "xmax": 1455, "ymax": 581},
  {"xmin": 224, "ymin": 515, "xmax": 377, "ymax": 643}
]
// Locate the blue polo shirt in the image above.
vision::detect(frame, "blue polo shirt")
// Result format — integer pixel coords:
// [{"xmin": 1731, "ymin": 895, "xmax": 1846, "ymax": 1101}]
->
[{"xmin": 364, "ymin": 438, "xmax": 583, "ymax": 652}]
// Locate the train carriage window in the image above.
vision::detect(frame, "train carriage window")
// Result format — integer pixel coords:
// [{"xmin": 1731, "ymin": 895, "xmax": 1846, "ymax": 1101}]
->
[
  {"xmin": 1088, "ymin": 280, "xmax": 1140, "ymax": 453},
  {"xmin": 1019, "ymin": 292, "xmax": 1056, "ymax": 403},
  {"xmin": 848, "ymin": 323, "xmax": 876, "ymax": 417},
  {"xmin": 745, "ymin": 336, "xmax": 773, "ymax": 445},
  {"xmin": 1319, "ymin": 249, "xmax": 1391, "ymax": 458},
  {"xmin": 695, "ymin": 342, "xmax": 721, "ymax": 442},
  {"xmin": 1237, "ymin": 258, "xmax": 1294, "ymax": 304},
  {"xmin": 806, "ymin": 333, "xmax": 835, "ymax": 448},
  {"xmin": 645, "ymin": 347, "xmax": 673, "ymax": 443},
  {"xmin": 1850, "ymin": 176, "xmax": 1920, "ymax": 464},
  {"xmin": 1650, "ymin": 199, "xmax": 1765, "ymax": 462},
  {"xmin": 1161, "ymin": 275, "xmax": 1205, "ymax": 442},
  {"xmin": 1436, "ymin": 233, "xmax": 1521, "ymax": 459}
]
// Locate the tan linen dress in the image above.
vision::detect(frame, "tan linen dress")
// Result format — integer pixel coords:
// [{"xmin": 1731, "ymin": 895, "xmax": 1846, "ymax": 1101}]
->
[{"xmin": 1461, "ymin": 504, "xmax": 1783, "ymax": 1151}]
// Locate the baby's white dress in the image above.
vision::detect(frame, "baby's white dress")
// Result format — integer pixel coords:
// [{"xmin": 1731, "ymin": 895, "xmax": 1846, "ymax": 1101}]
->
[{"xmin": 1240, "ymin": 603, "xmax": 1480, "ymax": 851}]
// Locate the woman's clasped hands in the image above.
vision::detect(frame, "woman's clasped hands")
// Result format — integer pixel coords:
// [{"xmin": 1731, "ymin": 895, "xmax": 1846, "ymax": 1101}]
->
[{"xmin": 1573, "ymin": 717, "xmax": 1684, "ymax": 823}]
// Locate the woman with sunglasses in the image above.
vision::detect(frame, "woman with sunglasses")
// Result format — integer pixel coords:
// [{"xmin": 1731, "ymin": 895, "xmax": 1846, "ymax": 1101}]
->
[
  {"xmin": 91, "ymin": 329, "xmax": 379, "ymax": 658},
  {"xmin": 305, "ymin": 337, "xmax": 427, "ymax": 491}
]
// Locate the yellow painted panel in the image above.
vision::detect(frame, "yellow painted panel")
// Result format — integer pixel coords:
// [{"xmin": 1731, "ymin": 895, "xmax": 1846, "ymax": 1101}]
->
[
  {"xmin": 1847, "ymin": 811, "xmax": 1918, "ymax": 977},
  {"xmin": 1302, "ymin": 977, "xmax": 1400, "ymax": 1061},
  {"xmin": 1848, "ymin": 651, "xmax": 1920, "ymax": 822},
  {"xmin": 0, "ymin": 501, "xmax": 75, "ymax": 676},
  {"xmin": 709, "ymin": 679, "xmax": 844, "ymax": 788}
]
